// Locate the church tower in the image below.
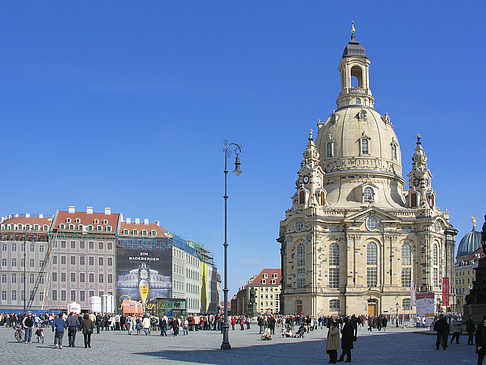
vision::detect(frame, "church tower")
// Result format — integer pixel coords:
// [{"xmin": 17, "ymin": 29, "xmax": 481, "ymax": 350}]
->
[{"xmin": 278, "ymin": 25, "xmax": 456, "ymax": 316}]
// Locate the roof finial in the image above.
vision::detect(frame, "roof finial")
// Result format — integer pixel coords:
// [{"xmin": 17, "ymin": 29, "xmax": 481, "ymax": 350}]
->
[
  {"xmin": 472, "ymin": 215, "xmax": 477, "ymax": 230},
  {"xmin": 308, "ymin": 129, "xmax": 314, "ymax": 141},
  {"xmin": 351, "ymin": 21, "xmax": 356, "ymax": 41},
  {"xmin": 416, "ymin": 134, "xmax": 421, "ymax": 145}
]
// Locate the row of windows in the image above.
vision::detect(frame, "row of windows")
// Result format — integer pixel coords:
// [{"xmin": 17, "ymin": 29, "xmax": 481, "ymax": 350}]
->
[
  {"xmin": 1, "ymin": 273, "xmax": 44, "ymax": 285},
  {"xmin": 325, "ymin": 141, "xmax": 397, "ymax": 159},
  {"xmin": 51, "ymin": 272, "xmax": 112, "ymax": 283},
  {"xmin": 456, "ymin": 278, "xmax": 470, "ymax": 285},
  {"xmin": 1, "ymin": 289, "xmax": 111, "ymax": 303},
  {"xmin": 1, "ymin": 224, "xmax": 49, "ymax": 231},
  {"xmin": 121, "ymin": 229, "xmax": 158, "ymax": 237},
  {"xmin": 59, "ymin": 223, "xmax": 113, "ymax": 232},
  {"xmin": 52, "ymin": 255, "xmax": 113, "ymax": 266},
  {"xmin": 185, "ymin": 283, "xmax": 199, "ymax": 294},
  {"xmin": 2, "ymin": 243, "xmax": 45, "ymax": 252},
  {"xmin": 65, "ymin": 218, "xmax": 108, "ymax": 225},
  {"xmin": 54, "ymin": 241, "xmax": 113, "ymax": 250}
]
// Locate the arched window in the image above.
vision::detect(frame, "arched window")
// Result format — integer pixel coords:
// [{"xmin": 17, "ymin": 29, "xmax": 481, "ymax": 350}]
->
[
  {"xmin": 297, "ymin": 243, "xmax": 305, "ymax": 266},
  {"xmin": 351, "ymin": 66, "xmax": 363, "ymax": 87},
  {"xmin": 329, "ymin": 243, "xmax": 339, "ymax": 266},
  {"xmin": 402, "ymin": 243, "xmax": 411, "ymax": 266},
  {"xmin": 433, "ymin": 243, "xmax": 439, "ymax": 287},
  {"xmin": 299, "ymin": 191, "xmax": 305, "ymax": 204},
  {"xmin": 367, "ymin": 242, "xmax": 378, "ymax": 287},
  {"xmin": 410, "ymin": 193, "xmax": 417, "ymax": 208},
  {"xmin": 320, "ymin": 191, "xmax": 326, "ymax": 206},
  {"xmin": 327, "ymin": 142, "xmax": 334, "ymax": 158},
  {"xmin": 361, "ymin": 138, "xmax": 369, "ymax": 154},
  {"xmin": 363, "ymin": 187, "xmax": 374, "ymax": 203},
  {"xmin": 329, "ymin": 299, "xmax": 340, "ymax": 311},
  {"xmin": 367, "ymin": 242, "xmax": 377, "ymax": 265},
  {"xmin": 356, "ymin": 98, "xmax": 361, "ymax": 104},
  {"xmin": 392, "ymin": 144, "xmax": 397, "ymax": 160}
]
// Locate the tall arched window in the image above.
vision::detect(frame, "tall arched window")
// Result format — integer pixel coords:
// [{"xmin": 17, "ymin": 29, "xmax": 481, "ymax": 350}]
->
[
  {"xmin": 367, "ymin": 242, "xmax": 378, "ymax": 287},
  {"xmin": 402, "ymin": 243, "xmax": 411, "ymax": 266},
  {"xmin": 299, "ymin": 191, "xmax": 305, "ymax": 204},
  {"xmin": 361, "ymin": 138, "xmax": 369, "ymax": 154},
  {"xmin": 433, "ymin": 243, "xmax": 439, "ymax": 287},
  {"xmin": 392, "ymin": 144, "xmax": 397, "ymax": 160},
  {"xmin": 329, "ymin": 243, "xmax": 339, "ymax": 266},
  {"xmin": 320, "ymin": 191, "xmax": 326, "ymax": 206},
  {"xmin": 327, "ymin": 142, "xmax": 334, "ymax": 158},
  {"xmin": 329, "ymin": 243, "xmax": 340, "ymax": 289},
  {"xmin": 297, "ymin": 243, "xmax": 305, "ymax": 266},
  {"xmin": 401, "ymin": 243, "xmax": 412, "ymax": 287},
  {"xmin": 410, "ymin": 193, "xmax": 417, "ymax": 208},
  {"xmin": 363, "ymin": 187, "xmax": 374, "ymax": 203}
]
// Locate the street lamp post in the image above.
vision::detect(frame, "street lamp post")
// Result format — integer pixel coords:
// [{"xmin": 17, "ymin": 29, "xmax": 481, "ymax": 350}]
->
[
  {"xmin": 23, "ymin": 231, "xmax": 27, "ymax": 314},
  {"xmin": 221, "ymin": 142, "xmax": 242, "ymax": 351},
  {"xmin": 395, "ymin": 302, "xmax": 399, "ymax": 327}
]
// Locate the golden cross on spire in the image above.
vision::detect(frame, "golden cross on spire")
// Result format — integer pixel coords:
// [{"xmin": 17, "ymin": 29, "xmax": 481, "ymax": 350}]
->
[{"xmin": 472, "ymin": 215, "xmax": 477, "ymax": 229}]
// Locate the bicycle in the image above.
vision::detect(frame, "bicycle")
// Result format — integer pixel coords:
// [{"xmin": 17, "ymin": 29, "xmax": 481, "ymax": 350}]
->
[{"xmin": 14, "ymin": 325, "xmax": 25, "ymax": 343}]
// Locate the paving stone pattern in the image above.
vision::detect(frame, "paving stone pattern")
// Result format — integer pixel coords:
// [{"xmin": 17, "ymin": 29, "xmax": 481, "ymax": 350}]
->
[{"xmin": 0, "ymin": 326, "xmax": 476, "ymax": 364}]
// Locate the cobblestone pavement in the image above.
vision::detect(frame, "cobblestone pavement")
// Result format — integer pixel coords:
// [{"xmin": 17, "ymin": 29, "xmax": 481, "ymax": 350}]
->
[{"xmin": 0, "ymin": 326, "xmax": 476, "ymax": 364}]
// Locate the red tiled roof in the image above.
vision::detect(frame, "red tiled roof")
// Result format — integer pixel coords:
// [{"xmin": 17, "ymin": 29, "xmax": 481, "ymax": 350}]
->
[
  {"xmin": 53, "ymin": 210, "xmax": 120, "ymax": 233},
  {"xmin": 1, "ymin": 216, "xmax": 53, "ymax": 230},
  {"xmin": 249, "ymin": 269, "xmax": 281, "ymax": 286},
  {"xmin": 119, "ymin": 221, "xmax": 167, "ymax": 237}
]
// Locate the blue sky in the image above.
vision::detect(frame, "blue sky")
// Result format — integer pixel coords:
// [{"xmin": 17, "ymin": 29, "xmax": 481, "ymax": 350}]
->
[{"xmin": 1, "ymin": 1, "xmax": 484, "ymax": 297}]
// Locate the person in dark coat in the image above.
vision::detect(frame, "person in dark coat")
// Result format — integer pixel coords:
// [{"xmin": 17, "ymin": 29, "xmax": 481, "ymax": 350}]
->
[
  {"xmin": 338, "ymin": 317, "xmax": 354, "ymax": 362},
  {"xmin": 467, "ymin": 315, "xmax": 477, "ymax": 345},
  {"xmin": 433, "ymin": 314, "xmax": 449, "ymax": 350},
  {"xmin": 476, "ymin": 316, "xmax": 486, "ymax": 365},
  {"xmin": 79, "ymin": 314, "xmax": 94, "ymax": 348}
]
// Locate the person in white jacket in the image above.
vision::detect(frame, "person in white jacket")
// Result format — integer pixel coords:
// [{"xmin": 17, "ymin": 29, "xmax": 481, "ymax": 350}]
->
[{"xmin": 142, "ymin": 316, "xmax": 151, "ymax": 335}]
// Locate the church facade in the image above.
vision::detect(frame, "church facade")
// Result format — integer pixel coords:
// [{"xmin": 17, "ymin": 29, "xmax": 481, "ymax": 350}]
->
[{"xmin": 278, "ymin": 30, "xmax": 457, "ymax": 316}]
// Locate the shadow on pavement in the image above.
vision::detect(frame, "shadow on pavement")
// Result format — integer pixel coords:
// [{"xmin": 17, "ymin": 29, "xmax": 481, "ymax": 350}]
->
[{"xmin": 134, "ymin": 331, "xmax": 476, "ymax": 365}]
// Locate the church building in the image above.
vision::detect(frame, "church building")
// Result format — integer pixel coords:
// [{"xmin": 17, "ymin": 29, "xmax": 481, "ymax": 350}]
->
[{"xmin": 278, "ymin": 27, "xmax": 457, "ymax": 316}]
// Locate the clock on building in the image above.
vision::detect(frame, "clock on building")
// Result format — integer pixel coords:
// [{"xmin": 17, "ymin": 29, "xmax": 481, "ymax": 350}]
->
[{"xmin": 303, "ymin": 176, "xmax": 309, "ymax": 184}]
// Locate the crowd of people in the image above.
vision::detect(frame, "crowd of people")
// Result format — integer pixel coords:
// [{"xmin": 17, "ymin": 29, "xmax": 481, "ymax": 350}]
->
[{"xmin": 3, "ymin": 310, "xmax": 486, "ymax": 363}]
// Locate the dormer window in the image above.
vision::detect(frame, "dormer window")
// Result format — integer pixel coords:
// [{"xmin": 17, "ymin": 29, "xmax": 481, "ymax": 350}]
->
[
  {"xmin": 151, "ymin": 230, "xmax": 157, "ymax": 237},
  {"xmin": 69, "ymin": 224, "xmax": 74, "ymax": 230},
  {"xmin": 132, "ymin": 229, "xmax": 138, "ymax": 236},
  {"xmin": 123, "ymin": 229, "xmax": 129, "ymax": 235},
  {"xmin": 142, "ymin": 230, "xmax": 147, "ymax": 236},
  {"xmin": 106, "ymin": 226, "xmax": 112, "ymax": 232},
  {"xmin": 59, "ymin": 224, "xmax": 65, "ymax": 230},
  {"xmin": 66, "ymin": 218, "xmax": 71, "ymax": 223},
  {"xmin": 363, "ymin": 187, "xmax": 374, "ymax": 203},
  {"xmin": 103, "ymin": 219, "xmax": 108, "ymax": 225},
  {"xmin": 261, "ymin": 279, "xmax": 266, "ymax": 284},
  {"xmin": 96, "ymin": 225, "xmax": 102, "ymax": 231},
  {"xmin": 94, "ymin": 219, "xmax": 99, "ymax": 224},
  {"xmin": 358, "ymin": 110, "xmax": 367, "ymax": 121},
  {"xmin": 75, "ymin": 218, "xmax": 81, "ymax": 223}
]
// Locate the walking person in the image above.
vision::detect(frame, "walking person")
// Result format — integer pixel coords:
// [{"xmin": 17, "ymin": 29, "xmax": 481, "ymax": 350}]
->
[
  {"xmin": 51, "ymin": 314, "xmax": 67, "ymax": 349},
  {"xmin": 142, "ymin": 315, "xmax": 151, "ymax": 335},
  {"xmin": 476, "ymin": 317, "xmax": 486, "ymax": 365},
  {"xmin": 338, "ymin": 317, "xmax": 354, "ymax": 362},
  {"xmin": 326, "ymin": 321, "xmax": 340, "ymax": 364},
  {"xmin": 160, "ymin": 316, "xmax": 167, "ymax": 336},
  {"xmin": 66, "ymin": 312, "xmax": 80, "ymax": 347},
  {"xmin": 450, "ymin": 317, "xmax": 462, "ymax": 344},
  {"xmin": 80, "ymin": 313, "xmax": 94, "ymax": 348},
  {"xmin": 22, "ymin": 312, "xmax": 34, "ymax": 344},
  {"xmin": 433, "ymin": 314, "xmax": 449, "ymax": 350},
  {"xmin": 467, "ymin": 315, "xmax": 476, "ymax": 345}
]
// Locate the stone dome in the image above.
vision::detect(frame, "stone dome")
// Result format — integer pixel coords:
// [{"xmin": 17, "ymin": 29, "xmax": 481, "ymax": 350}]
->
[
  {"xmin": 315, "ymin": 106, "xmax": 402, "ymax": 177},
  {"xmin": 456, "ymin": 229, "xmax": 482, "ymax": 258}
]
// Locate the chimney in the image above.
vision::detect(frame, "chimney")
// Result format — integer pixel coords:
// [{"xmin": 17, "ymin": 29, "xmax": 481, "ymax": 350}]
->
[
  {"xmin": 135, "ymin": 218, "xmax": 140, "ymax": 224},
  {"xmin": 25, "ymin": 213, "xmax": 30, "ymax": 218},
  {"xmin": 14, "ymin": 214, "xmax": 19, "ymax": 218},
  {"xmin": 126, "ymin": 218, "xmax": 131, "ymax": 224},
  {"xmin": 105, "ymin": 207, "xmax": 111, "ymax": 215},
  {"xmin": 154, "ymin": 220, "xmax": 160, "ymax": 226},
  {"xmin": 68, "ymin": 206, "xmax": 75, "ymax": 214},
  {"xmin": 39, "ymin": 214, "xmax": 44, "ymax": 219},
  {"xmin": 144, "ymin": 218, "xmax": 149, "ymax": 225},
  {"xmin": 86, "ymin": 207, "xmax": 93, "ymax": 215}
]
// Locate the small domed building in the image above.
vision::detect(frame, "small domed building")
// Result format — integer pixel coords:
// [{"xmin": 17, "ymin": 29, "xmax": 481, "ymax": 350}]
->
[
  {"xmin": 278, "ymin": 28, "xmax": 457, "ymax": 316},
  {"xmin": 455, "ymin": 220, "xmax": 483, "ymax": 312}
]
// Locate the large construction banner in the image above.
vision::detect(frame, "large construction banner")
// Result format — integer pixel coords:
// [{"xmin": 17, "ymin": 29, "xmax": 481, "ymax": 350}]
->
[
  {"xmin": 116, "ymin": 240, "xmax": 172, "ymax": 312},
  {"xmin": 200, "ymin": 261, "xmax": 208, "ymax": 313},
  {"xmin": 416, "ymin": 292, "xmax": 435, "ymax": 327}
]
